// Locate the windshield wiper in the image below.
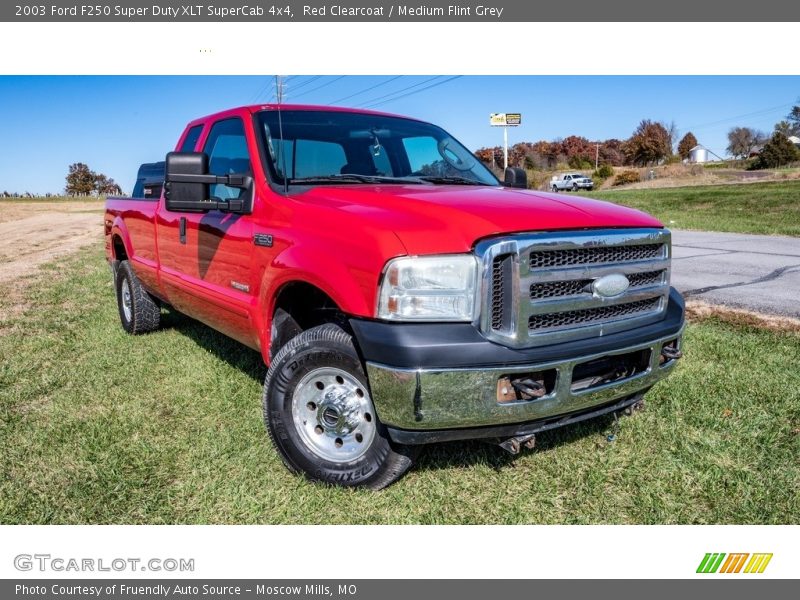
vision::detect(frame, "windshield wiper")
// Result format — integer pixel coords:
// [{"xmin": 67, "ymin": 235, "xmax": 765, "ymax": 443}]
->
[
  {"xmin": 416, "ymin": 176, "xmax": 491, "ymax": 186},
  {"xmin": 288, "ymin": 174, "xmax": 422, "ymax": 185}
]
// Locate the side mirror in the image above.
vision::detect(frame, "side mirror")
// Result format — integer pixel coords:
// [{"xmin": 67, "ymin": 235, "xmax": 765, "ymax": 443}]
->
[
  {"xmin": 503, "ymin": 167, "xmax": 527, "ymax": 189},
  {"xmin": 164, "ymin": 151, "xmax": 252, "ymax": 213}
]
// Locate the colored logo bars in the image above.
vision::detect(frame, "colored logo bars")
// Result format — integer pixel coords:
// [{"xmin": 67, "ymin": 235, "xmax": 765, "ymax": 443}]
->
[{"xmin": 696, "ymin": 553, "xmax": 773, "ymax": 574}]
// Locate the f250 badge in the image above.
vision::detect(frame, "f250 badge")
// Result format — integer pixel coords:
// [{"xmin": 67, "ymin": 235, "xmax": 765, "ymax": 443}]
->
[{"xmin": 592, "ymin": 273, "xmax": 630, "ymax": 297}]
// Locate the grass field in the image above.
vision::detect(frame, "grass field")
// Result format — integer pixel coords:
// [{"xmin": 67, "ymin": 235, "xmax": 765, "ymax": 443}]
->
[
  {"xmin": 579, "ymin": 180, "xmax": 800, "ymax": 237},
  {"xmin": 1, "ymin": 246, "xmax": 798, "ymax": 524}
]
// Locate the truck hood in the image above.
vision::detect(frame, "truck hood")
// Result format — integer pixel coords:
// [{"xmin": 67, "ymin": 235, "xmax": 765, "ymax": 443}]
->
[{"xmin": 295, "ymin": 184, "xmax": 662, "ymax": 255}]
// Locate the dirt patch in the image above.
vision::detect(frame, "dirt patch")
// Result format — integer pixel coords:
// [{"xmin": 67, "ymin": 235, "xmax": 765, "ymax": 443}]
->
[
  {"xmin": 0, "ymin": 202, "xmax": 103, "ymax": 285},
  {"xmin": 686, "ymin": 299, "xmax": 800, "ymax": 335}
]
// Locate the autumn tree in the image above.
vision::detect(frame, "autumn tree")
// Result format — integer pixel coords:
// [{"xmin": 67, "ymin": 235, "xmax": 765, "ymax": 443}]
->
[
  {"xmin": 65, "ymin": 163, "xmax": 122, "ymax": 196},
  {"xmin": 726, "ymin": 127, "xmax": 763, "ymax": 160},
  {"xmin": 94, "ymin": 174, "xmax": 123, "ymax": 195},
  {"xmin": 65, "ymin": 163, "xmax": 96, "ymax": 196},
  {"xmin": 622, "ymin": 120, "xmax": 671, "ymax": 166},
  {"xmin": 677, "ymin": 132, "xmax": 698, "ymax": 160},
  {"xmin": 752, "ymin": 132, "xmax": 800, "ymax": 169}
]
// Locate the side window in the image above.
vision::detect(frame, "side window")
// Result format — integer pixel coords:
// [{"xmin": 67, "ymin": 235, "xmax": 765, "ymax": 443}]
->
[
  {"xmin": 402, "ymin": 136, "xmax": 441, "ymax": 173},
  {"xmin": 294, "ymin": 139, "xmax": 346, "ymax": 178},
  {"xmin": 203, "ymin": 118, "xmax": 251, "ymax": 200},
  {"xmin": 179, "ymin": 125, "xmax": 203, "ymax": 152}
]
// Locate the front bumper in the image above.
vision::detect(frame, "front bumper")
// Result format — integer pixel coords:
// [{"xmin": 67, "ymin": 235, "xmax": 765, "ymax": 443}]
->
[{"xmin": 352, "ymin": 288, "xmax": 684, "ymax": 443}]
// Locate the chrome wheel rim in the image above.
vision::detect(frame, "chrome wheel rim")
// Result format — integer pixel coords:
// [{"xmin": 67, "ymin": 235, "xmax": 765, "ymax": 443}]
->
[
  {"xmin": 121, "ymin": 278, "xmax": 132, "ymax": 322},
  {"xmin": 291, "ymin": 367, "xmax": 376, "ymax": 463}
]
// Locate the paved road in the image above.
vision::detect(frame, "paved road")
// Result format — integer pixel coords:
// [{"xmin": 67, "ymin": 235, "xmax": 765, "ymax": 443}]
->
[{"xmin": 670, "ymin": 230, "xmax": 800, "ymax": 317}]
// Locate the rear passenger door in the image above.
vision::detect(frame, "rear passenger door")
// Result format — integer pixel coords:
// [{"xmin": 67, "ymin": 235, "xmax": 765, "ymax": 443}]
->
[{"xmin": 157, "ymin": 117, "xmax": 255, "ymax": 346}]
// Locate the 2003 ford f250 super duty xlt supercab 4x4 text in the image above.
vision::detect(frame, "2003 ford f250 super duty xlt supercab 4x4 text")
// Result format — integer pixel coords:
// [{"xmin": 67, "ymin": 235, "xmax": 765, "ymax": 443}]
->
[{"xmin": 105, "ymin": 104, "xmax": 684, "ymax": 489}]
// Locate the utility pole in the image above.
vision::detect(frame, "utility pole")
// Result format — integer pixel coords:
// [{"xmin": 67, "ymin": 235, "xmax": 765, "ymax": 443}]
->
[
  {"xmin": 275, "ymin": 75, "xmax": 284, "ymax": 104},
  {"xmin": 503, "ymin": 127, "xmax": 509, "ymax": 170},
  {"xmin": 595, "ymin": 143, "xmax": 600, "ymax": 171}
]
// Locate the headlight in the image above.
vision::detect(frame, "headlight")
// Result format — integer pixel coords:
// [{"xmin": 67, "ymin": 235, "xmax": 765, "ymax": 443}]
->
[{"xmin": 377, "ymin": 254, "xmax": 478, "ymax": 321}]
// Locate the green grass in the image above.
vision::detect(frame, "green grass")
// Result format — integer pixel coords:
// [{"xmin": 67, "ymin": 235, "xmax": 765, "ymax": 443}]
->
[
  {"xmin": 1, "ymin": 246, "xmax": 798, "ymax": 524},
  {"xmin": 579, "ymin": 180, "xmax": 800, "ymax": 236}
]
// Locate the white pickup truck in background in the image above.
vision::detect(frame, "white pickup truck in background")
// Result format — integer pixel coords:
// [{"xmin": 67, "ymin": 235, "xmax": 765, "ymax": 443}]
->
[{"xmin": 551, "ymin": 173, "xmax": 594, "ymax": 192}]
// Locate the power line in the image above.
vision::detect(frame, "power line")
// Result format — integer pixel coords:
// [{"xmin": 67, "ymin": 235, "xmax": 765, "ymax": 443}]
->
[
  {"xmin": 685, "ymin": 102, "xmax": 793, "ymax": 131},
  {"xmin": 327, "ymin": 76, "xmax": 404, "ymax": 105},
  {"xmin": 289, "ymin": 76, "xmax": 346, "ymax": 100},
  {"xmin": 250, "ymin": 78, "xmax": 274, "ymax": 103},
  {"xmin": 286, "ymin": 75, "xmax": 323, "ymax": 93},
  {"xmin": 356, "ymin": 76, "xmax": 442, "ymax": 107},
  {"xmin": 364, "ymin": 76, "xmax": 463, "ymax": 108}
]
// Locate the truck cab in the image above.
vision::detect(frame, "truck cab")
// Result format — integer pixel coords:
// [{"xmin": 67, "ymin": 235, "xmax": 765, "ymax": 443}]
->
[{"xmin": 105, "ymin": 105, "xmax": 683, "ymax": 488}]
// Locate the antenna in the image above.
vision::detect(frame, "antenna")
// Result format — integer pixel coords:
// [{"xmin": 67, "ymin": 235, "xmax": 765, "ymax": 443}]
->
[{"xmin": 275, "ymin": 75, "xmax": 289, "ymax": 195}]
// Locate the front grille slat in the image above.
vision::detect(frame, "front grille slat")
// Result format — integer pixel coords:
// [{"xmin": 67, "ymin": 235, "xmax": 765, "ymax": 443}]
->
[
  {"xmin": 528, "ymin": 298, "xmax": 662, "ymax": 332},
  {"xmin": 530, "ymin": 269, "xmax": 665, "ymax": 301},
  {"xmin": 480, "ymin": 229, "xmax": 672, "ymax": 348},
  {"xmin": 529, "ymin": 243, "xmax": 664, "ymax": 269},
  {"xmin": 490, "ymin": 257, "xmax": 505, "ymax": 330}
]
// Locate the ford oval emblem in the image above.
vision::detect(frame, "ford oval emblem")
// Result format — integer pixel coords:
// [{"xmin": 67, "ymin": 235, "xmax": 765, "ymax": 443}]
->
[{"xmin": 593, "ymin": 273, "xmax": 630, "ymax": 298}]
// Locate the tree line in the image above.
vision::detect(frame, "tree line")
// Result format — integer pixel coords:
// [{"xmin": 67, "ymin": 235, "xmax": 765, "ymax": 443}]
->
[{"xmin": 476, "ymin": 103, "xmax": 800, "ymax": 171}]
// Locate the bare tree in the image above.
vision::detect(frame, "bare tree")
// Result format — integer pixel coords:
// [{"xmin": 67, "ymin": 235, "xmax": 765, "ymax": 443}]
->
[{"xmin": 726, "ymin": 127, "xmax": 763, "ymax": 160}]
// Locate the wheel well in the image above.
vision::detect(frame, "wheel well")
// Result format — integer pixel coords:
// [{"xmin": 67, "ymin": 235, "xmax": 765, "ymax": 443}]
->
[
  {"xmin": 270, "ymin": 282, "xmax": 349, "ymax": 358},
  {"xmin": 112, "ymin": 235, "xmax": 127, "ymax": 261}
]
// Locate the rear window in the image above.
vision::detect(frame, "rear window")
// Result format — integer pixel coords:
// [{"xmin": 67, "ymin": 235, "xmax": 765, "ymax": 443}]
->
[{"xmin": 131, "ymin": 162, "xmax": 164, "ymax": 200}]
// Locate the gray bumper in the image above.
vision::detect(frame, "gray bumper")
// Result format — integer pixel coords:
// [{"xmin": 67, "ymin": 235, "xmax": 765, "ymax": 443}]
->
[{"xmin": 366, "ymin": 329, "xmax": 682, "ymax": 433}]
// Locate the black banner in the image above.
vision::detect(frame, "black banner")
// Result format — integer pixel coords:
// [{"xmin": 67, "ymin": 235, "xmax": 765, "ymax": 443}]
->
[{"xmin": 4, "ymin": 580, "xmax": 797, "ymax": 599}]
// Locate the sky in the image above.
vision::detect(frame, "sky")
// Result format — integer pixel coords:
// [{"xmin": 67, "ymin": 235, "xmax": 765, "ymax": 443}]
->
[{"xmin": 0, "ymin": 75, "xmax": 798, "ymax": 194}]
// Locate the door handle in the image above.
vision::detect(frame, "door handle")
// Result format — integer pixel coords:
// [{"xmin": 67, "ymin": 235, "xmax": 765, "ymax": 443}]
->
[{"xmin": 179, "ymin": 217, "xmax": 187, "ymax": 244}]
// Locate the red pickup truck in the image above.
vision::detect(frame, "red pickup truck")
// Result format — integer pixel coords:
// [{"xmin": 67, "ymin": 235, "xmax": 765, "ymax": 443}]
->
[{"xmin": 105, "ymin": 104, "xmax": 684, "ymax": 489}]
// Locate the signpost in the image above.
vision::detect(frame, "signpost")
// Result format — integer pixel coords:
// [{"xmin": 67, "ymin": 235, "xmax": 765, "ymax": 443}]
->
[{"xmin": 490, "ymin": 113, "xmax": 522, "ymax": 169}]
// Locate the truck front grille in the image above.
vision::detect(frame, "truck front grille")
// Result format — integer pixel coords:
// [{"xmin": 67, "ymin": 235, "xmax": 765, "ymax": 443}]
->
[
  {"xmin": 479, "ymin": 229, "xmax": 671, "ymax": 347},
  {"xmin": 528, "ymin": 297, "xmax": 661, "ymax": 332},
  {"xmin": 529, "ymin": 243, "xmax": 664, "ymax": 268}
]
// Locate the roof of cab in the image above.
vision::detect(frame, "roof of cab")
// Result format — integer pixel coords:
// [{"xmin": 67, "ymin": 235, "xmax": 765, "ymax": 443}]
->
[{"xmin": 185, "ymin": 104, "xmax": 419, "ymax": 128}]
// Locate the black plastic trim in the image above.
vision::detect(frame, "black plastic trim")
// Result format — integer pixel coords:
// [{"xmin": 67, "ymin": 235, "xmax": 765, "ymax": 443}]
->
[
  {"xmin": 350, "ymin": 287, "xmax": 685, "ymax": 370},
  {"xmin": 387, "ymin": 391, "xmax": 646, "ymax": 445}
]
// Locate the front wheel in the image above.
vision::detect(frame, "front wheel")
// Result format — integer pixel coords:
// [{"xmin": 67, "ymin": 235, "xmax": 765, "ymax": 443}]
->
[{"xmin": 263, "ymin": 323, "xmax": 417, "ymax": 489}]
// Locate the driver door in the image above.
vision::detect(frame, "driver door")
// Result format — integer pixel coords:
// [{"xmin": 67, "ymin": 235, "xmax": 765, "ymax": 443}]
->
[{"xmin": 157, "ymin": 117, "xmax": 256, "ymax": 346}]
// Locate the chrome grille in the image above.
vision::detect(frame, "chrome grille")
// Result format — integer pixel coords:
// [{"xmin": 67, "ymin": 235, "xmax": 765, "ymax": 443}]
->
[
  {"xmin": 490, "ymin": 256, "xmax": 506, "ymax": 330},
  {"xmin": 529, "ymin": 243, "xmax": 664, "ymax": 268},
  {"xmin": 528, "ymin": 298, "xmax": 661, "ymax": 331},
  {"xmin": 530, "ymin": 269, "xmax": 666, "ymax": 301},
  {"xmin": 477, "ymin": 229, "xmax": 671, "ymax": 347}
]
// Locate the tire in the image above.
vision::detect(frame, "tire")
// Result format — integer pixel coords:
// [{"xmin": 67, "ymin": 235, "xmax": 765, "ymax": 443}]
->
[
  {"xmin": 263, "ymin": 323, "xmax": 417, "ymax": 489},
  {"xmin": 572, "ymin": 183, "xmax": 578, "ymax": 191},
  {"xmin": 115, "ymin": 260, "xmax": 161, "ymax": 334},
  {"xmin": 552, "ymin": 185, "xmax": 558, "ymax": 192}
]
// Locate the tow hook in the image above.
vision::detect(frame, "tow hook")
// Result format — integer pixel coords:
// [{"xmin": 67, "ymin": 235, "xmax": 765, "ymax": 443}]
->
[
  {"xmin": 497, "ymin": 434, "xmax": 536, "ymax": 455},
  {"xmin": 661, "ymin": 345, "xmax": 683, "ymax": 361}
]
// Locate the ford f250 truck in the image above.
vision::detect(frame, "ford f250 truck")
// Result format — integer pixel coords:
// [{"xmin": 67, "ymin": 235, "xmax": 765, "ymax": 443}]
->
[{"xmin": 105, "ymin": 104, "xmax": 684, "ymax": 489}]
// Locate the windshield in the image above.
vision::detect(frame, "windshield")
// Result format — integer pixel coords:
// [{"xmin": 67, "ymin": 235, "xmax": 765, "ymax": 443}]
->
[{"xmin": 257, "ymin": 110, "xmax": 499, "ymax": 187}]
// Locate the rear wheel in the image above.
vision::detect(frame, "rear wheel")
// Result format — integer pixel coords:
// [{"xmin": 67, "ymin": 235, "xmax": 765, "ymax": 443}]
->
[
  {"xmin": 263, "ymin": 323, "xmax": 417, "ymax": 489},
  {"xmin": 572, "ymin": 183, "xmax": 578, "ymax": 191},
  {"xmin": 115, "ymin": 260, "xmax": 160, "ymax": 334},
  {"xmin": 552, "ymin": 185, "xmax": 558, "ymax": 192}
]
